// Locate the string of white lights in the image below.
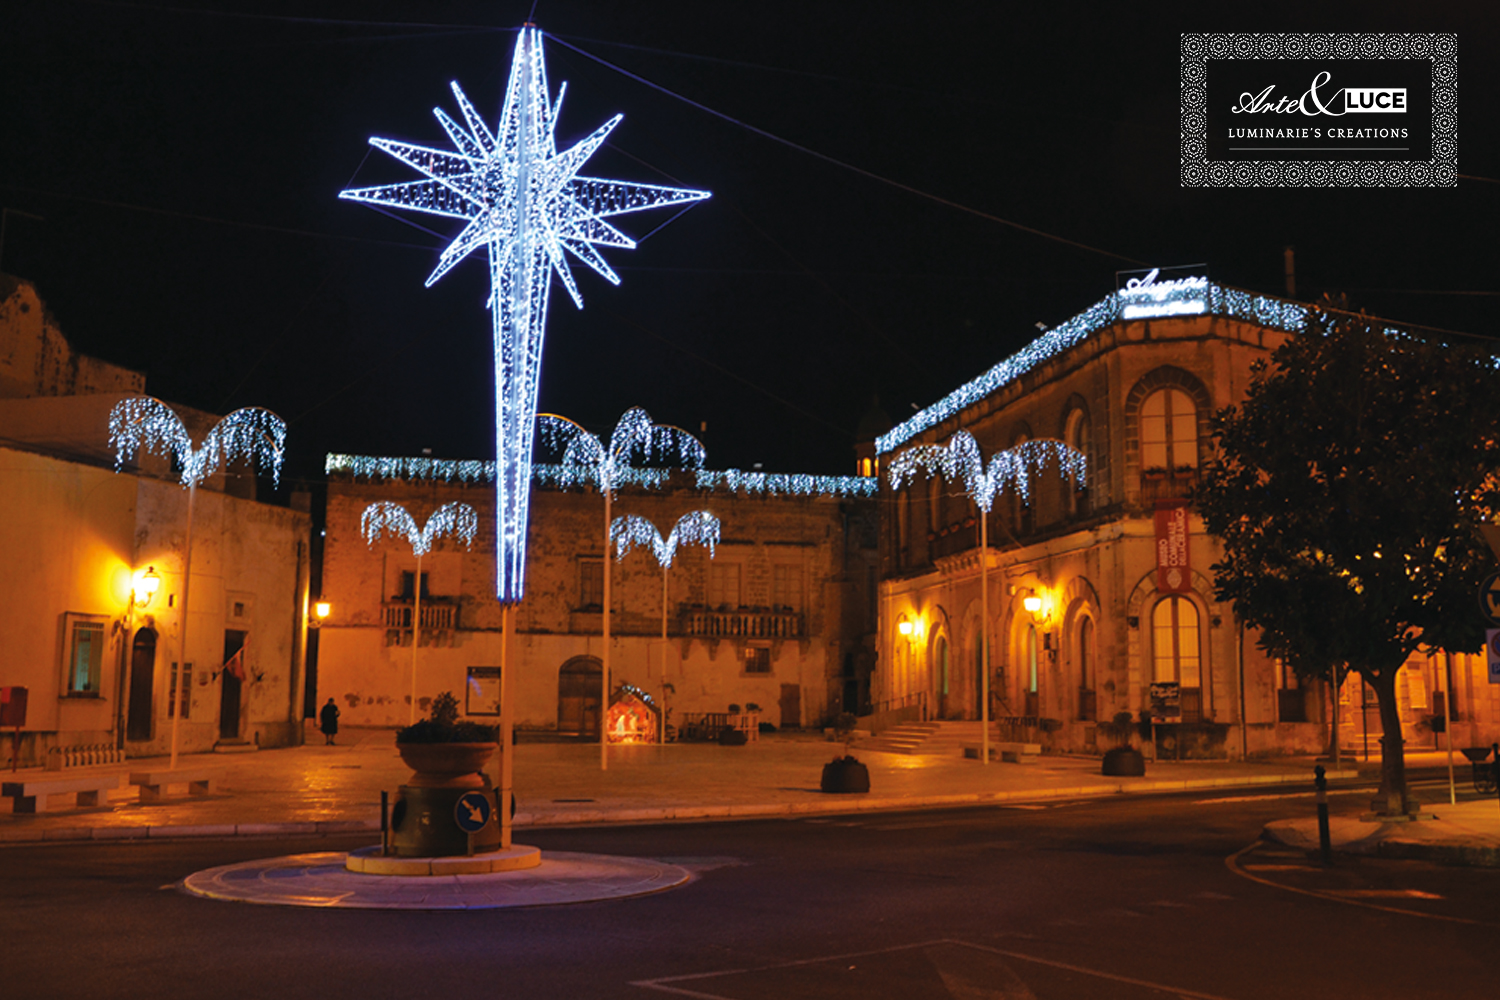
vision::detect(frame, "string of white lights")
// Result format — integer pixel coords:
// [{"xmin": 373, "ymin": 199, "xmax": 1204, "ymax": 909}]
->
[
  {"xmin": 325, "ymin": 453, "xmax": 878, "ymax": 499},
  {"xmin": 876, "ymin": 281, "xmax": 1309, "ymax": 456},
  {"xmin": 611, "ymin": 511, "xmax": 721, "ymax": 568},
  {"xmin": 889, "ymin": 432, "xmax": 1086, "ymax": 513},
  {"xmin": 359, "ymin": 501, "xmax": 479, "ymax": 557},
  {"xmin": 339, "ymin": 27, "xmax": 709, "ymax": 602},
  {"xmin": 109, "ymin": 396, "xmax": 287, "ymax": 487},
  {"xmin": 536, "ymin": 408, "xmax": 707, "ymax": 494}
]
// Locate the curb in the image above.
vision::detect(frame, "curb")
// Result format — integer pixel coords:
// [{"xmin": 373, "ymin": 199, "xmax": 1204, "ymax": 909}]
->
[
  {"xmin": 0, "ymin": 767, "xmax": 1356, "ymax": 846},
  {"xmin": 1262, "ymin": 817, "xmax": 1500, "ymax": 869}
]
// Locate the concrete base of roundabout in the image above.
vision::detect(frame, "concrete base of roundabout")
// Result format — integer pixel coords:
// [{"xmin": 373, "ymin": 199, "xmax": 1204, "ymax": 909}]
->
[
  {"xmin": 181, "ymin": 848, "xmax": 693, "ymax": 910},
  {"xmin": 344, "ymin": 843, "xmax": 543, "ymax": 875}
]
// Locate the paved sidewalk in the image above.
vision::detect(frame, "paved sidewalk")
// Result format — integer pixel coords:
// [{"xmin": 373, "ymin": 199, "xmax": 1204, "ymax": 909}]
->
[{"xmin": 2, "ymin": 725, "xmax": 1364, "ymax": 844}]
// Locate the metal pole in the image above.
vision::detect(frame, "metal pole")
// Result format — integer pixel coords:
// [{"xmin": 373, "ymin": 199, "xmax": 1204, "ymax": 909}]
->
[
  {"xmin": 380, "ymin": 790, "xmax": 389, "ymax": 856},
  {"xmin": 1314, "ymin": 764, "xmax": 1331, "ymax": 865},
  {"xmin": 601, "ymin": 489, "xmax": 611, "ymax": 770},
  {"xmin": 1236, "ymin": 618, "xmax": 1247, "ymax": 760},
  {"xmin": 169, "ymin": 481, "xmax": 196, "ymax": 772},
  {"xmin": 980, "ymin": 507, "xmax": 990, "ymax": 767},
  {"xmin": 409, "ymin": 552, "xmax": 422, "ymax": 726},
  {"xmin": 499, "ymin": 604, "xmax": 514, "ymax": 849},
  {"xmin": 1443, "ymin": 652, "xmax": 1456, "ymax": 806},
  {"xmin": 660, "ymin": 565, "xmax": 668, "ymax": 744},
  {"xmin": 1331, "ymin": 665, "xmax": 1341, "ymax": 767}
]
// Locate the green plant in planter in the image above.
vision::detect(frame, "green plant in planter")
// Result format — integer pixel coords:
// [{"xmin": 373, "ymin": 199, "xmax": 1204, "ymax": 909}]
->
[
  {"xmin": 397, "ymin": 691, "xmax": 499, "ymax": 744},
  {"xmin": 821, "ymin": 711, "xmax": 869, "ymax": 793}
]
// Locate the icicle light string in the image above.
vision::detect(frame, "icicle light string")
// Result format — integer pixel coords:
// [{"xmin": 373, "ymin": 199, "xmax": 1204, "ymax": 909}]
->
[
  {"xmin": 109, "ymin": 397, "xmax": 287, "ymax": 487},
  {"xmin": 889, "ymin": 432, "xmax": 1086, "ymax": 513},
  {"xmin": 360, "ymin": 501, "xmax": 478, "ymax": 556},
  {"xmin": 611, "ymin": 511, "xmax": 721, "ymax": 568}
]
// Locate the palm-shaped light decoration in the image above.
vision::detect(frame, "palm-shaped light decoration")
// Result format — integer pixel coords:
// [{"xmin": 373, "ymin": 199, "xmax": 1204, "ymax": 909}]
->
[
  {"xmin": 890, "ymin": 431, "xmax": 1086, "ymax": 765},
  {"xmin": 339, "ymin": 26, "xmax": 710, "ymax": 604},
  {"xmin": 538, "ymin": 407, "xmax": 706, "ymax": 767},
  {"xmin": 108, "ymin": 396, "xmax": 287, "ymax": 770},
  {"xmin": 360, "ymin": 502, "xmax": 479, "ymax": 725},
  {"xmin": 612, "ymin": 511, "xmax": 721, "ymax": 744}
]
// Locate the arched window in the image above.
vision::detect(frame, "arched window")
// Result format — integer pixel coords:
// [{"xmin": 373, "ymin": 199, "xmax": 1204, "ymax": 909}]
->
[
  {"xmin": 1064, "ymin": 407, "xmax": 1091, "ymax": 516},
  {"xmin": 1077, "ymin": 617, "xmax": 1096, "ymax": 721},
  {"xmin": 1152, "ymin": 596, "xmax": 1203, "ymax": 721},
  {"xmin": 1140, "ymin": 388, "xmax": 1197, "ymax": 472}
]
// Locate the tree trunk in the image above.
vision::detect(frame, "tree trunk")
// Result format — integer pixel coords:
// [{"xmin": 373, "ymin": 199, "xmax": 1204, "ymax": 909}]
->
[{"xmin": 1365, "ymin": 661, "xmax": 1416, "ymax": 816}]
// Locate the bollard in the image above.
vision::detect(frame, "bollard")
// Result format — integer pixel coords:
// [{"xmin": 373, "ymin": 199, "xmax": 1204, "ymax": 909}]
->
[
  {"xmin": 381, "ymin": 791, "xmax": 390, "ymax": 856},
  {"xmin": 1314, "ymin": 764, "xmax": 1332, "ymax": 866}
]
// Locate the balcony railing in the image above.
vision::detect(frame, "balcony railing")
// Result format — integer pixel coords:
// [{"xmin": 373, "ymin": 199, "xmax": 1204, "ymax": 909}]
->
[
  {"xmin": 681, "ymin": 608, "xmax": 804, "ymax": 639},
  {"xmin": 382, "ymin": 600, "xmax": 457, "ymax": 631}
]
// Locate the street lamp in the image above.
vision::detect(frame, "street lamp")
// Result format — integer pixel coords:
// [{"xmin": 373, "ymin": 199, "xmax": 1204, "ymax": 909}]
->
[
  {"xmin": 132, "ymin": 567, "xmax": 161, "ymax": 609},
  {"xmin": 313, "ymin": 600, "xmax": 331, "ymax": 624}
]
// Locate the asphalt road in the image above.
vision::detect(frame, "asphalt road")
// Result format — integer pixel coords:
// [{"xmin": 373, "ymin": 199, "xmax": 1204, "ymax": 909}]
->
[{"xmin": 2, "ymin": 788, "xmax": 1494, "ymax": 1000}]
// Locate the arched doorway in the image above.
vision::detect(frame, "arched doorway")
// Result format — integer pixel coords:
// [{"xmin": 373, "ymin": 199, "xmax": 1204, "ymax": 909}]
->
[
  {"xmin": 126, "ymin": 627, "xmax": 157, "ymax": 742},
  {"xmin": 557, "ymin": 656, "xmax": 603, "ymax": 737}
]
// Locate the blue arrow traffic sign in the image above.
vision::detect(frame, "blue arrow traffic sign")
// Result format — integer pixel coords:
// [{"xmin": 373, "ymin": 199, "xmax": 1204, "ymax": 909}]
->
[
  {"xmin": 1480, "ymin": 573, "xmax": 1500, "ymax": 626},
  {"xmin": 454, "ymin": 790, "xmax": 493, "ymax": 833}
]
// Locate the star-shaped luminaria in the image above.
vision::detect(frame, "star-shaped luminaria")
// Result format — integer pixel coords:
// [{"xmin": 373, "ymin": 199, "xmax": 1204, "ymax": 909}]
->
[{"xmin": 339, "ymin": 26, "xmax": 710, "ymax": 602}]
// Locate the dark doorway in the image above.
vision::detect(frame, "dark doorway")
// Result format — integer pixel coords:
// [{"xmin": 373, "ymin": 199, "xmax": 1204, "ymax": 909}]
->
[
  {"xmin": 779, "ymin": 683, "xmax": 801, "ymax": 729},
  {"xmin": 557, "ymin": 656, "xmax": 602, "ymax": 737},
  {"xmin": 220, "ymin": 630, "xmax": 247, "ymax": 740},
  {"xmin": 126, "ymin": 628, "xmax": 157, "ymax": 741}
]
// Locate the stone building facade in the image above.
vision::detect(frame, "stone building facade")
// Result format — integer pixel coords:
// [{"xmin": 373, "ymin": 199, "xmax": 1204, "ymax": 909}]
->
[
  {"xmin": 874, "ymin": 276, "xmax": 1500, "ymax": 759},
  {"xmin": 0, "ymin": 278, "xmax": 312, "ymax": 764},
  {"xmin": 315, "ymin": 457, "xmax": 880, "ymax": 735}
]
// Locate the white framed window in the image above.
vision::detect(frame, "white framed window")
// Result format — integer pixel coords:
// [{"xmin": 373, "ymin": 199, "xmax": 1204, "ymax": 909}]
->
[
  {"xmin": 1140, "ymin": 388, "xmax": 1197, "ymax": 472},
  {"xmin": 772, "ymin": 564, "xmax": 803, "ymax": 612},
  {"xmin": 62, "ymin": 613, "xmax": 109, "ymax": 697},
  {"xmin": 709, "ymin": 563, "xmax": 741, "ymax": 610},
  {"xmin": 1152, "ymin": 595, "xmax": 1203, "ymax": 721}
]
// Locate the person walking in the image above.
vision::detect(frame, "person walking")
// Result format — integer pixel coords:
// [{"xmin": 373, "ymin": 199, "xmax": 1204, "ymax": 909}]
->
[{"xmin": 319, "ymin": 698, "xmax": 340, "ymax": 745}]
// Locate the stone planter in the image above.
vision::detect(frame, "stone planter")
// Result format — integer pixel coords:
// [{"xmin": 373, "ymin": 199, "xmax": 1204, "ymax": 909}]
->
[
  {"xmin": 820, "ymin": 756, "xmax": 870, "ymax": 793},
  {"xmin": 396, "ymin": 742, "xmax": 497, "ymax": 788},
  {"xmin": 1101, "ymin": 746, "xmax": 1146, "ymax": 776}
]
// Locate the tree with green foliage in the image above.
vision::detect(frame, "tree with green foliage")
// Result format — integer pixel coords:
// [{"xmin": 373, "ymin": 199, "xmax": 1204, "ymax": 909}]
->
[{"xmin": 1197, "ymin": 308, "xmax": 1500, "ymax": 815}]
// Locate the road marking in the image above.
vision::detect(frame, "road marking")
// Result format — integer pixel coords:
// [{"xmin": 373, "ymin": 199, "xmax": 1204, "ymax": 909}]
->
[
  {"xmin": 631, "ymin": 938, "xmax": 1242, "ymax": 1000},
  {"xmin": 1225, "ymin": 842, "xmax": 1494, "ymax": 927},
  {"xmin": 1242, "ymin": 863, "xmax": 1316, "ymax": 872},
  {"xmin": 1327, "ymin": 889, "xmax": 1444, "ymax": 899},
  {"xmin": 1192, "ymin": 789, "xmax": 1365, "ymax": 805}
]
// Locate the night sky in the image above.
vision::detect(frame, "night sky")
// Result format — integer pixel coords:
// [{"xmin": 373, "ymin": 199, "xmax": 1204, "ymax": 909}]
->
[{"xmin": 2, "ymin": 1, "xmax": 1496, "ymax": 488}]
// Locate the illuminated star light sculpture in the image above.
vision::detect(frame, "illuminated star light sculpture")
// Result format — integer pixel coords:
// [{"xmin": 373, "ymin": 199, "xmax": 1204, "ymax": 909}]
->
[
  {"xmin": 360, "ymin": 502, "xmax": 479, "ymax": 724},
  {"xmin": 339, "ymin": 26, "xmax": 710, "ymax": 604},
  {"xmin": 108, "ymin": 397, "xmax": 287, "ymax": 770},
  {"xmin": 889, "ymin": 431, "xmax": 1085, "ymax": 767},
  {"xmin": 612, "ymin": 511, "xmax": 720, "ymax": 743},
  {"xmin": 538, "ymin": 407, "xmax": 706, "ymax": 767}
]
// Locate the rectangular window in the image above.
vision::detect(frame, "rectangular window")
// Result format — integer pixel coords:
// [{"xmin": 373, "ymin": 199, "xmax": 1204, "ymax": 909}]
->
[
  {"xmin": 578, "ymin": 559, "xmax": 603, "ymax": 610},
  {"xmin": 63, "ymin": 614, "xmax": 108, "ymax": 696},
  {"xmin": 772, "ymin": 564, "xmax": 803, "ymax": 612},
  {"xmin": 744, "ymin": 646, "xmax": 771, "ymax": 674},
  {"xmin": 399, "ymin": 571, "xmax": 430, "ymax": 600},
  {"xmin": 709, "ymin": 563, "xmax": 741, "ymax": 610}
]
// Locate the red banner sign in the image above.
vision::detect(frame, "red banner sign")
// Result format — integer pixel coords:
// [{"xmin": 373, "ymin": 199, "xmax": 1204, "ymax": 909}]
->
[{"xmin": 1155, "ymin": 501, "xmax": 1190, "ymax": 593}]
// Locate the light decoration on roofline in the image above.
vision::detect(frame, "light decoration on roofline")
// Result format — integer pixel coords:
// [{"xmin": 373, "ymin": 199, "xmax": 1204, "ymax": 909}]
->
[
  {"xmin": 360, "ymin": 500, "xmax": 479, "ymax": 557},
  {"xmin": 324, "ymin": 453, "xmax": 879, "ymax": 499},
  {"xmin": 888, "ymin": 432, "xmax": 1086, "ymax": 512},
  {"xmin": 611, "ymin": 511, "xmax": 721, "ymax": 568},
  {"xmin": 338, "ymin": 26, "xmax": 709, "ymax": 602},
  {"xmin": 876, "ymin": 281, "xmax": 1311, "ymax": 455},
  {"xmin": 107, "ymin": 395, "xmax": 287, "ymax": 772}
]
